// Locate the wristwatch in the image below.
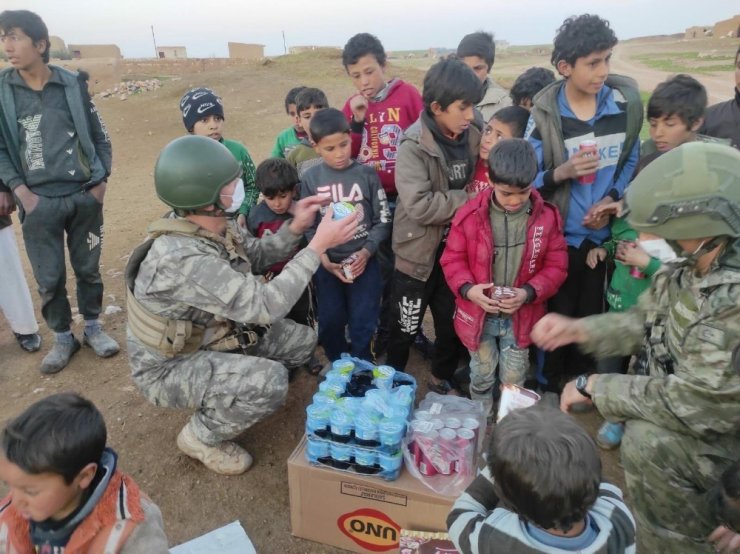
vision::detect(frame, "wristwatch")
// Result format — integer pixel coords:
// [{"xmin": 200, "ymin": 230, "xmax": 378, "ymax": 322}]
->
[{"xmin": 575, "ymin": 374, "xmax": 592, "ymax": 399}]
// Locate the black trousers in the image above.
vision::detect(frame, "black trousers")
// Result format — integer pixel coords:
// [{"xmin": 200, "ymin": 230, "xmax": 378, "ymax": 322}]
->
[
  {"xmin": 542, "ymin": 240, "xmax": 607, "ymax": 390},
  {"xmin": 385, "ymin": 262, "xmax": 466, "ymax": 381},
  {"xmin": 21, "ymin": 191, "xmax": 104, "ymax": 333}
]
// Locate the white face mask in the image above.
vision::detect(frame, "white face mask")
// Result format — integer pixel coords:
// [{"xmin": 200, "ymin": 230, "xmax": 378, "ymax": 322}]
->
[
  {"xmin": 223, "ymin": 179, "xmax": 245, "ymax": 214},
  {"xmin": 639, "ymin": 238, "xmax": 678, "ymax": 263}
]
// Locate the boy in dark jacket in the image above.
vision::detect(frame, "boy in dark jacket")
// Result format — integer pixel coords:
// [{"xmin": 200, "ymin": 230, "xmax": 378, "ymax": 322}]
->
[
  {"xmin": 0, "ymin": 10, "xmax": 119, "ymax": 374},
  {"xmin": 300, "ymin": 108, "xmax": 391, "ymax": 362},
  {"xmin": 441, "ymin": 140, "xmax": 567, "ymax": 416},
  {"xmin": 524, "ymin": 14, "xmax": 642, "ymax": 390},
  {"xmin": 386, "ymin": 58, "xmax": 482, "ymax": 394}
]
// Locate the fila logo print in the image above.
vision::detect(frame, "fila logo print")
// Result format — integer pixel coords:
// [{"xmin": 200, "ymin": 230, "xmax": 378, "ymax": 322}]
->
[
  {"xmin": 87, "ymin": 232, "xmax": 100, "ymax": 251},
  {"xmin": 398, "ymin": 296, "xmax": 422, "ymax": 335}
]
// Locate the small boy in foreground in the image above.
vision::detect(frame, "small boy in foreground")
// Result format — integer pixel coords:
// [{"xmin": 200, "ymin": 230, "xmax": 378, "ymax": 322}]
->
[
  {"xmin": 0, "ymin": 393, "xmax": 169, "ymax": 553},
  {"xmin": 441, "ymin": 140, "xmax": 567, "ymax": 417},
  {"xmin": 447, "ymin": 404, "xmax": 636, "ymax": 553}
]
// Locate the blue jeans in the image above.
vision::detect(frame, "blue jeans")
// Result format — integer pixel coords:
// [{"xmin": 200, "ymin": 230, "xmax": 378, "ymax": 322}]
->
[
  {"xmin": 314, "ymin": 257, "xmax": 382, "ymax": 361},
  {"xmin": 468, "ymin": 316, "xmax": 528, "ymax": 395}
]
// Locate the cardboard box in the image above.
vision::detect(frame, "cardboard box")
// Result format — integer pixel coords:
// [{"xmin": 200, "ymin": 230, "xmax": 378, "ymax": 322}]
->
[{"xmin": 288, "ymin": 436, "xmax": 455, "ymax": 553}]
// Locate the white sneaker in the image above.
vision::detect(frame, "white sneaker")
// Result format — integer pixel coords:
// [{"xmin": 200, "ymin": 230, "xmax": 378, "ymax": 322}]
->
[{"xmin": 176, "ymin": 424, "xmax": 253, "ymax": 475}]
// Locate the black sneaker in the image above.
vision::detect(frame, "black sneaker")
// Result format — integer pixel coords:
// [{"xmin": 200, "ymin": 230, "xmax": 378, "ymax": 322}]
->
[
  {"xmin": 14, "ymin": 332, "xmax": 41, "ymax": 353},
  {"xmin": 413, "ymin": 330, "xmax": 434, "ymax": 359}
]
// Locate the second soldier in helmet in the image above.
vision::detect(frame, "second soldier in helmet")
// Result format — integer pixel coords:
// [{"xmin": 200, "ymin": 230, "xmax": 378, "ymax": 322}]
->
[{"xmin": 532, "ymin": 142, "xmax": 740, "ymax": 553}]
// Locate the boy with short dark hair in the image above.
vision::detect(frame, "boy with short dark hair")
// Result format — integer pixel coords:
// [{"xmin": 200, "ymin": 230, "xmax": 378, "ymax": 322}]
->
[
  {"xmin": 510, "ymin": 67, "xmax": 556, "ymax": 110},
  {"xmin": 441, "ymin": 140, "xmax": 567, "ymax": 416},
  {"xmin": 341, "ymin": 32, "xmax": 425, "ymax": 356},
  {"xmin": 710, "ymin": 460, "xmax": 740, "ymax": 550},
  {"xmin": 525, "ymin": 13, "xmax": 642, "ymax": 391},
  {"xmin": 248, "ymin": 158, "xmax": 312, "ymax": 329},
  {"xmin": 270, "ymin": 85, "xmax": 307, "ymax": 158},
  {"xmin": 0, "ymin": 393, "xmax": 169, "ymax": 553},
  {"xmin": 457, "ymin": 31, "xmax": 512, "ymax": 123},
  {"xmin": 447, "ymin": 404, "xmax": 636, "ymax": 553},
  {"xmin": 179, "ymin": 87, "xmax": 258, "ymax": 225},
  {"xmin": 0, "ymin": 10, "xmax": 119, "ymax": 374},
  {"xmin": 286, "ymin": 87, "xmax": 329, "ymax": 177},
  {"xmin": 300, "ymin": 108, "xmax": 391, "ymax": 362},
  {"xmin": 386, "ymin": 58, "xmax": 482, "ymax": 394},
  {"xmin": 467, "ymin": 106, "xmax": 531, "ymax": 196},
  {"xmin": 641, "ymin": 73, "xmax": 709, "ymax": 161}
]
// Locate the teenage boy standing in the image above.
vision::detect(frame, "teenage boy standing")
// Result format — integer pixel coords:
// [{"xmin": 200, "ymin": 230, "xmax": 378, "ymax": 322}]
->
[
  {"xmin": 0, "ymin": 10, "xmax": 118, "ymax": 374},
  {"xmin": 525, "ymin": 14, "xmax": 642, "ymax": 391}
]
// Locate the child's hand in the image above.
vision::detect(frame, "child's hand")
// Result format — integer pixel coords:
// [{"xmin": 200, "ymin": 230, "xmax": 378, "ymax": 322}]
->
[
  {"xmin": 586, "ymin": 247, "xmax": 607, "ymax": 269},
  {"xmin": 554, "ymin": 149, "xmax": 600, "ymax": 182},
  {"xmin": 237, "ymin": 213, "xmax": 247, "ymax": 229},
  {"xmin": 583, "ymin": 198, "xmax": 622, "ymax": 228},
  {"xmin": 616, "ymin": 241, "xmax": 651, "ymax": 269},
  {"xmin": 349, "ymin": 94, "xmax": 369, "ymax": 123},
  {"xmin": 497, "ymin": 288, "xmax": 529, "ymax": 314},
  {"xmin": 321, "ymin": 253, "xmax": 353, "ymax": 283},
  {"xmin": 347, "ymin": 248, "xmax": 370, "ymax": 279},
  {"xmin": 466, "ymin": 283, "xmax": 500, "ymax": 314}
]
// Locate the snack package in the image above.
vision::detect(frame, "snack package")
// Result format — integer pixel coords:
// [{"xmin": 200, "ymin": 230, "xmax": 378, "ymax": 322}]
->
[
  {"xmin": 496, "ymin": 383, "xmax": 540, "ymax": 423},
  {"xmin": 399, "ymin": 529, "xmax": 459, "ymax": 553},
  {"xmin": 402, "ymin": 393, "xmax": 486, "ymax": 497}
]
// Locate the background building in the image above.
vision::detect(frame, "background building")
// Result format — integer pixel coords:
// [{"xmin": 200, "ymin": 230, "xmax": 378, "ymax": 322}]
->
[
  {"xmin": 157, "ymin": 46, "xmax": 187, "ymax": 59},
  {"xmin": 228, "ymin": 42, "xmax": 264, "ymax": 59}
]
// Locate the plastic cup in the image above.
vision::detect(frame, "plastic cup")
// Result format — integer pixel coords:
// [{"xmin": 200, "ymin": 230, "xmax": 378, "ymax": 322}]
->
[
  {"xmin": 306, "ymin": 436, "xmax": 330, "ymax": 463},
  {"xmin": 373, "ymin": 365, "xmax": 396, "ymax": 390},
  {"xmin": 330, "ymin": 409, "xmax": 354, "ymax": 443},
  {"xmin": 305, "ymin": 404, "xmax": 331, "ymax": 436},
  {"xmin": 319, "ymin": 378, "xmax": 346, "ymax": 398},
  {"xmin": 354, "ymin": 412, "xmax": 380, "ymax": 446},
  {"xmin": 354, "ymin": 448, "xmax": 377, "ymax": 469},
  {"xmin": 444, "ymin": 417, "xmax": 462, "ymax": 430},
  {"xmin": 377, "ymin": 450, "xmax": 403, "ymax": 472},
  {"xmin": 330, "ymin": 442, "xmax": 353, "ymax": 469},
  {"xmin": 324, "ymin": 369, "xmax": 351, "ymax": 383},
  {"xmin": 378, "ymin": 418, "xmax": 405, "ymax": 448},
  {"xmin": 332, "ymin": 359, "xmax": 355, "ymax": 376}
]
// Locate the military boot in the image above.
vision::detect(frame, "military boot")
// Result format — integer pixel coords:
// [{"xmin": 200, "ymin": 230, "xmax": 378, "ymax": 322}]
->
[{"xmin": 177, "ymin": 423, "xmax": 253, "ymax": 475}]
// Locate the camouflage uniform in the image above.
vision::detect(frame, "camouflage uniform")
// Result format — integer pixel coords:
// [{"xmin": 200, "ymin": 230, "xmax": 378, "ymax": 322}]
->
[
  {"xmin": 127, "ymin": 219, "xmax": 319, "ymax": 446},
  {"xmin": 579, "ymin": 245, "xmax": 740, "ymax": 553}
]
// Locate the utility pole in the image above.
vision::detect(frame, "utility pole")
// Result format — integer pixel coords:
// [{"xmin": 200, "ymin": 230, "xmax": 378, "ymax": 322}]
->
[
  {"xmin": 282, "ymin": 30, "xmax": 287, "ymax": 55},
  {"xmin": 151, "ymin": 25, "xmax": 158, "ymax": 58}
]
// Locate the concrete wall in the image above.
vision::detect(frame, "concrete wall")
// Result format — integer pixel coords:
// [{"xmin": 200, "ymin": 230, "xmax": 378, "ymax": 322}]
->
[
  {"xmin": 228, "ymin": 42, "xmax": 264, "ymax": 59},
  {"xmin": 157, "ymin": 46, "xmax": 187, "ymax": 59},
  {"xmin": 714, "ymin": 15, "xmax": 740, "ymax": 38},
  {"xmin": 68, "ymin": 44, "xmax": 122, "ymax": 59},
  {"xmin": 49, "ymin": 36, "xmax": 67, "ymax": 55}
]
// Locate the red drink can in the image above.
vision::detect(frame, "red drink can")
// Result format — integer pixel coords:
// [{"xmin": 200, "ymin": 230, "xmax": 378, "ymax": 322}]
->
[
  {"xmin": 435, "ymin": 428, "xmax": 457, "ymax": 475},
  {"xmin": 444, "ymin": 417, "xmax": 462, "ymax": 430},
  {"xmin": 462, "ymin": 417, "xmax": 481, "ymax": 447},
  {"xmin": 578, "ymin": 140, "xmax": 598, "ymax": 185},
  {"xmin": 454, "ymin": 428, "xmax": 476, "ymax": 475},
  {"xmin": 418, "ymin": 449, "xmax": 438, "ymax": 476}
]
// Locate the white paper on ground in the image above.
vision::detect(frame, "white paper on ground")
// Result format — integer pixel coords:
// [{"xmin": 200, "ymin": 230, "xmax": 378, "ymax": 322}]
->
[{"xmin": 170, "ymin": 520, "xmax": 256, "ymax": 554}]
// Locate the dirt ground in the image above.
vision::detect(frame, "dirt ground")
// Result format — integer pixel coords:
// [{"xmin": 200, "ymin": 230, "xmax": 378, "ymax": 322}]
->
[{"xmin": 0, "ymin": 38, "xmax": 734, "ymax": 551}]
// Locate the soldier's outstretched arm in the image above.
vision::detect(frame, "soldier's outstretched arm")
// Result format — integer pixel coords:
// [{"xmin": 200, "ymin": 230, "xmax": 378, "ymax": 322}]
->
[{"xmin": 591, "ymin": 288, "xmax": 740, "ymax": 439}]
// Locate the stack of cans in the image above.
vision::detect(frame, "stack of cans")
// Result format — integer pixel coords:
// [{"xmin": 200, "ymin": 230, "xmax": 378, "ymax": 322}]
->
[{"xmin": 408, "ymin": 411, "xmax": 480, "ymax": 477}]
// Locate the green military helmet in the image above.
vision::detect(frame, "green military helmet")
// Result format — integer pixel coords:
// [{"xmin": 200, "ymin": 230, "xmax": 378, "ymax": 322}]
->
[
  {"xmin": 154, "ymin": 135, "xmax": 241, "ymax": 212},
  {"xmin": 625, "ymin": 142, "xmax": 740, "ymax": 240}
]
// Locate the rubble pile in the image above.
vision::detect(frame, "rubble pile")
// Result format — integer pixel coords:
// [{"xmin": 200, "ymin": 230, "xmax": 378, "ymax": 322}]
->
[{"xmin": 97, "ymin": 79, "xmax": 162, "ymax": 100}]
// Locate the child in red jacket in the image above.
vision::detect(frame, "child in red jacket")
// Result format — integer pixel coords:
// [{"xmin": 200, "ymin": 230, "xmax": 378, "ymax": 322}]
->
[{"xmin": 441, "ymin": 139, "xmax": 568, "ymax": 416}]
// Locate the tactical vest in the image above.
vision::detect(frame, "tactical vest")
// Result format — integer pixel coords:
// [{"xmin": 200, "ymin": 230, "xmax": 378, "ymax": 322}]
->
[{"xmin": 125, "ymin": 218, "xmax": 263, "ymax": 358}]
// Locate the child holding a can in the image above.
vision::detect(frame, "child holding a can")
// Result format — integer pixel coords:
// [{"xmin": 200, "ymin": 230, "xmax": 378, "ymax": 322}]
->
[
  {"xmin": 441, "ymin": 139, "xmax": 567, "ymax": 417},
  {"xmin": 524, "ymin": 14, "xmax": 643, "ymax": 391},
  {"xmin": 300, "ymin": 108, "xmax": 391, "ymax": 362}
]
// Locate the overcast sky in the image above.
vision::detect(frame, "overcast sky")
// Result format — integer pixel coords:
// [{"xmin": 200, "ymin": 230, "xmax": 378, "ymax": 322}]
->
[{"xmin": 5, "ymin": 0, "xmax": 737, "ymax": 58}]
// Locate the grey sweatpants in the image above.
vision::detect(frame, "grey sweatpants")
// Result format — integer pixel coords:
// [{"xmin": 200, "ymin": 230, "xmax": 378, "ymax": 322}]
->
[{"xmin": 21, "ymin": 190, "xmax": 104, "ymax": 332}]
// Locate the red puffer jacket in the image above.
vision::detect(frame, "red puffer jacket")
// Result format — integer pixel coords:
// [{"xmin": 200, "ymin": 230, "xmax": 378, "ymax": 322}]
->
[{"xmin": 440, "ymin": 187, "xmax": 567, "ymax": 350}]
